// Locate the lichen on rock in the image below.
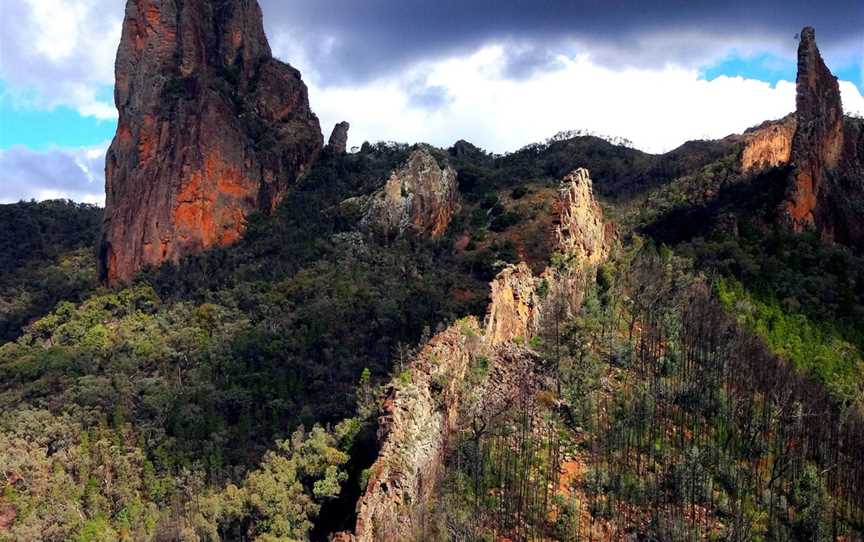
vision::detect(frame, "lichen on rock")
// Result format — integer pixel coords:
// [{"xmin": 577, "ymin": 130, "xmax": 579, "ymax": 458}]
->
[{"xmin": 361, "ymin": 148, "xmax": 459, "ymax": 240}]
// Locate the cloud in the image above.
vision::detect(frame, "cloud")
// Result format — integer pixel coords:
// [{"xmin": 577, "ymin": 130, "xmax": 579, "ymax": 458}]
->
[
  {"xmin": 4, "ymin": 48, "xmax": 864, "ymax": 204},
  {"xmin": 0, "ymin": 0, "xmax": 122, "ymax": 119},
  {"xmin": 260, "ymin": 0, "xmax": 864, "ymax": 85},
  {"xmin": 4, "ymin": 0, "xmax": 858, "ymax": 120},
  {"xmin": 312, "ymin": 47, "xmax": 864, "ymax": 155},
  {"xmin": 0, "ymin": 144, "xmax": 107, "ymax": 205},
  {"xmin": 1, "ymin": 0, "xmax": 862, "ymax": 203}
]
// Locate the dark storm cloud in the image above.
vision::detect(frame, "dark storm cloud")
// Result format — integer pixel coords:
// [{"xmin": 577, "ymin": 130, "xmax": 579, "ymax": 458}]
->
[{"xmin": 260, "ymin": 0, "xmax": 863, "ymax": 84}]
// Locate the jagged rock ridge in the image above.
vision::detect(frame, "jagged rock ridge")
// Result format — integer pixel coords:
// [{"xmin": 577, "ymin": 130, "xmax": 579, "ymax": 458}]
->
[
  {"xmin": 100, "ymin": 0, "xmax": 323, "ymax": 285},
  {"xmin": 555, "ymin": 168, "xmax": 611, "ymax": 266},
  {"xmin": 361, "ymin": 148, "xmax": 459, "ymax": 239},
  {"xmin": 340, "ymin": 169, "xmax": 610, "ymax": 541}
]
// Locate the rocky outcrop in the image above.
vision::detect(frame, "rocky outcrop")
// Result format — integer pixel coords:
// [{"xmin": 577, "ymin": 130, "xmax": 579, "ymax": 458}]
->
[
  {"xmin": 485, "ymin": 169, "xmax": 611, "ymax": 346},
  {"xmin": 770, "ymin": 25, "xmax": 864, "ymax": 250},
  {"xmin": 100, "ymin": 0, "xmax": 323, "ymax": 285},
  {"xmin": 361, "ymin": 148, "xmax": 459, "ymax": 239},
  {"xmin": 352, "ymin": 318, "xmax": 483, "ymax": 542},
  {"xmin": 327, "ymin": 121, "xmax": 350, "ymax": 154},
  {"xmin": 740, "ymin": 115, "xmax": 796, "ymax": 172},
  {"xmin": 555, "ymin": 168, "xmax": 610, "ymax": 266},
  {"xmin": 485, "ymin": 263, "xmax": 541, "ymax": 346},
  {"xmin": 340, "ymin": 168, "xmax": 610, "ymax": 541},
  {"xmin": 782, "ymin": 26, "xmax": 845, "ymax": 235}
]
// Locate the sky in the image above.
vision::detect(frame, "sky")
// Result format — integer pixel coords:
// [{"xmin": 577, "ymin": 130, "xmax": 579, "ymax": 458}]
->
[{"xmin": 0, "ymin": 0, "xmax": 862, "ymax": 205}]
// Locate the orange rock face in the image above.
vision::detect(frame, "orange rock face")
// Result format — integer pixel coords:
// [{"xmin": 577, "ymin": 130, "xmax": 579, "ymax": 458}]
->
[
  {"xmin": 100, "ymin": 0, "xmax": 323, "ymax": 284},
  {"xmin": 485, "ymin": 263, "xmax": 541, "ymax": 346},
  {"xmin": 740, "ymin": 115, "xmax": 796, "ymax": 172},
  {"xmin": 782, "ymin": 27, "xmax": 845, "ymax": 235}
]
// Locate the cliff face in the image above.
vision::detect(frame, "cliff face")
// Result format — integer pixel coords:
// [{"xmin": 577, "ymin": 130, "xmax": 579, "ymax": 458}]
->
[
  {"xmin": 782, "ymin": 26, "xmax": 845, "ymax": 235},
  {"xmin": 343, "ymin": 169, "xmax": 609, "ymax": 541},
  {"xmin": 555, "ymin": 168, "xmax": 611, "ymax": 266},
  {"xmin": 740, "ymin": 115, "xmax": 796, "ymax": 172},
  {"xmin": 485, "ymin": 169, "xmax": 611, "ymax": 346},
  {"xmin": 772, "ymin": 26, "xmax": 864, "ymax": 250},
  {"xmin": 352, "ymin": 319, "xmax": 483, "ymax": 542},
  {"xmin": 100, "ymin": 0, "xmax": 323, "ymax": 284},
  {"xmin": 361, "ymin": 148, "xmax": 459, "ymax": 239},
  {"xmin": 484, "ymin": 263, "xmax": 541, "ymax": 346}
]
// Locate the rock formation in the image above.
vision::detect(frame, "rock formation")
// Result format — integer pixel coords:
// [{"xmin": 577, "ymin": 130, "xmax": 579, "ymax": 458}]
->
[
  {"xmin": 739, "ymin": 115, "xmax": 796, "ymax": 172},
  {"xmin": 484, "ymin": 263, "xmax": 541, "ymax": 346},
  {"xmin": 327, "ymin": 121, "xmax": 350, "ymax": 153},
  {"xmin": 100, "ymin": 0, "xmax": 323, "ymax": 285},
  {"xmin": 340, "ymin": 169, "xmax": 610, "ymax": 541},
  {"xmin": 352, "ymin": 319, "xmax": 482, "ymax": 542},
  {"xmin": 772, "ymin": 26, "xmax": 864, "ymax": 249},
  {"xmin": 361, "ymin": 148, "xmax": 459, "ymax": 239},
  {"xmin": 485, "ymin": 169, "xmax": 611, "ymax": 346},
  {"xmin": 782, "ymin": 26, "xmax": 845, "ymax": 234},
  {"xmin": 555, "ymin": 168, "xmax": 611, "ymax": 266}
]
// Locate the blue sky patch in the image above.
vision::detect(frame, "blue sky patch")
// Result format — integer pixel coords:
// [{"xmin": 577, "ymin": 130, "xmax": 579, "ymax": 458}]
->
[
  {"xmin": 0, "ymin": 85, "xmax": 117, "ymax": 150},
  {"xmin": 701, "ymin": 53, "xmax": 796, "ymax": 87},
  {"xmin": 702, "ymin": 53, "xmax": 864, "ymax": 94}
]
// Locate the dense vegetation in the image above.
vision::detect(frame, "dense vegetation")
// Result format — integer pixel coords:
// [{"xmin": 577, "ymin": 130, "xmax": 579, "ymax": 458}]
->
[
  {"xmin": 0, "ymin": 145, "xmax": 481, "ymax": 541},
  {"xmin": 0, "ymin": 200, "xmax": 102, "ymax": 342},
  {"xmin": 1, "ymin": 130, "xmax": 863, "ymax": 541},
  {"xmin": 0, "ymin": 140, "xmax": 578, "ymax": 541},
  {"xmin": 631, "ymin": 153, "xmax": 864, "ymax": 409},
  {"xmin": 436, "ymin": 244, "xmax": 864, "ymax": 541}
]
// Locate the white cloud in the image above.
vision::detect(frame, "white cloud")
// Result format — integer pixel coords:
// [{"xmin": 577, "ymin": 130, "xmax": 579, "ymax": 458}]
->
[
  {"xmin": 4, "ymin": 45, "xmax": 863, "ymax": 205},
  {"xmin": 0, "ymin": 0, "xmax": 122, "ymax": 120},
  {"xmin": 1, "ymin": 1, "xmax": 862, "ymax": 203},
  {"xmin": 0, "ymin": 143, "xmax": 108, "ymax": 205},
  {"xmin": 309, "ymin": 45, "xmax": 864, "ymax": 155}
]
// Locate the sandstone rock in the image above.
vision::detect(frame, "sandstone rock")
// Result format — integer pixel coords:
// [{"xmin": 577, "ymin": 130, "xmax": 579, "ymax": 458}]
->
[
  {"xmin": 353, "ymin": 318, "xmax": 482, "ymax": 542},
  {"xmin": 486, "ymin": 169, "xmax": 609, "ymax": 347},
  {"xmin": 485, "ymin": 263, "xmax": 541, "ymax": 346},
  {"xmin": 773, "ymin": 27, "xmax": 864, "ymax": 249},
  {"xmin": 327, "ymin": 121, "xmax": 350, "ymax": 153},
  {"xmin": 100, "ymin": 0, "xmax": 323, "ymax": 285},
  {"xmin": 555, "ymin": 168, "xmax": 610, "ymax": 266},
  {"xmin": 361, "ymin": 148, "xmax": 459, "ymax": 239},
  {"xmin": 740, "ymin": 115, "xmax": 796, "ymax": 172},
  {"xmin": 782, "ymin": 26, "xmax": 845, "ymax": 234},
  {"xmin": 345, "ymin": 168, "xmax": 610, "ymax": 540}
]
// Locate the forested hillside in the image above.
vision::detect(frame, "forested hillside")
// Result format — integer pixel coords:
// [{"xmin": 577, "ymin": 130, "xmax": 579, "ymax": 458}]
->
[
  {"xmin": 433, "ymin": 241, "xmax": 864, "ymax": 541},
  {"xmin": 0, "ymin": 200, "xmax": 102, "ymax": 342},
  {"xmin": 1, "ymin": 130, "xmax": 863, "ymax": 541}
]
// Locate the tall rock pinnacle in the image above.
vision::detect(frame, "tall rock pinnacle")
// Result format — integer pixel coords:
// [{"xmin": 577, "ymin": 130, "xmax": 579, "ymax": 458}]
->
[
  {"xmin": 326, "ymin": 121, "xmax": 350, "ymax": 154},
  {"xmin": 100, "ymin": 0, "xmax": 323, "ymax": 285},
  {"xmin": 782, "ymin": 26, "xmax": 845, "ymax": 234}
]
